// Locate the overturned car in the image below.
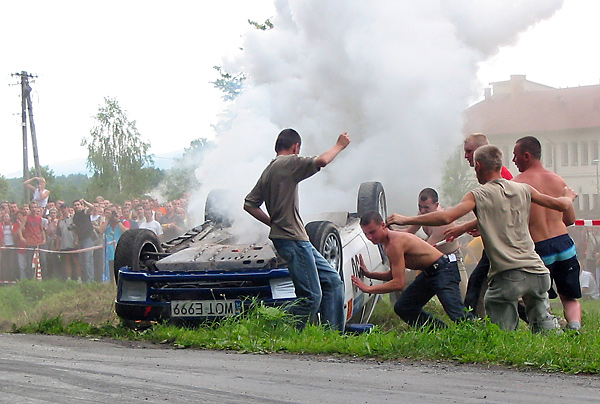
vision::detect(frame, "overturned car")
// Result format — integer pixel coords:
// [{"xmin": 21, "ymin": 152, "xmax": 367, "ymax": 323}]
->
[{"xmin": 114, "ymin": 182, "xmax": 389, "ymax": 327}]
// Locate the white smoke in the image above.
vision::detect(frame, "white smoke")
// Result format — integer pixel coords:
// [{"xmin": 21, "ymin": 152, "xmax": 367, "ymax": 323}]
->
[{"xmin": 192, "ymin": 0, "xmax": 563, "ymax": 231}]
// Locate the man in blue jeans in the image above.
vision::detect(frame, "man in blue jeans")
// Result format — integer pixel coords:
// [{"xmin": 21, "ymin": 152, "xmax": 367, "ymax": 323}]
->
[
  {"xmin": 352, "ymin": 211, "xmax": 472, "ymax": 328},
  {"xmin": 244, "ymin": 128, "xmax": 350, "ymax": 332}
]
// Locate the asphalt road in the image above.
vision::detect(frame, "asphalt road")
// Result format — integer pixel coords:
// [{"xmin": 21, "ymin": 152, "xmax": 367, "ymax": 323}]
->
[{"xmin": 0, "ymin": 334, "xmax": 599, "ymax": 403}]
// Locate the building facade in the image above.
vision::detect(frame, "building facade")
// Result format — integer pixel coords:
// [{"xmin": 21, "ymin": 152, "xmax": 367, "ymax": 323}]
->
[{"xmin": 463, "ymin": 75, "xmax": 600, "ymax": 218}]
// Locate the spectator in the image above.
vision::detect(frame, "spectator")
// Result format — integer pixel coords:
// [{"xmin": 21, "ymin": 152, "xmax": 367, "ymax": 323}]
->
[
  {"xmin": 1, "ymin": 213, "xmax": 18, "ymax": 281},
  {"xmin": 20, "ymin": 203, "xmax": 46, "ymax": 279},
  {"xmin": 72, "ymin": 199, "xmax": 95, "ymax": 282},
  {"xmin": 57, "ymin": 203, "xmax": 81, "ymax": 282},
  {"xmin": 44, "ymin": 208, "xmax": 60, "ymax": 279},
  {"xmin": 100, "ymin": 205, "xmax": 129, "ymax": 282},
  {"xmin": 24, "ymin": 177, "xmax": 50, "ymax": 209},
  {"xmin": 13, "ymin": 210, "xmax": 27, "ymax": 279},
  {"xmin": 139, "ymin": 207, "xmax": 163, "ymax": 237},
  {"xmin": 159, "ymin": 201, "xmax": 185, "ymax": 241}
]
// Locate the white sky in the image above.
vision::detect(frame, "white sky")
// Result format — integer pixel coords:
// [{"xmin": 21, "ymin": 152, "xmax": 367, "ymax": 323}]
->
[{"xmin": 1, "ymin": 0, "xmax": 599, "ymax": 178}]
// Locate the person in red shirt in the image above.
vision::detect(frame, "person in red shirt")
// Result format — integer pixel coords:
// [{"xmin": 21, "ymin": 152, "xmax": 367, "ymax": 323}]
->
[{"xmin": 20, "ymin": 203, "xmax": 45, "ymax": 279}]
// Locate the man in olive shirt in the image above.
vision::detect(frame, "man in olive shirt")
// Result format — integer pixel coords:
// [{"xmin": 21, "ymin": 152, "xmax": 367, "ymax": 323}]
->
[
  {"xmin": 387, "ymin": 145, "xmax": 577, "ymax": 332},
  {"xmin": 244, "ymin": 128, "xmax": 350, "ymax": 332}
]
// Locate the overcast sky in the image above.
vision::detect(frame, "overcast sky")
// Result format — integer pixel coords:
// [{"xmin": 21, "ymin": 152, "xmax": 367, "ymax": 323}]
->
[{"xmin": 1, "ymin": 0, "xmax": 599, "ymax": 179}]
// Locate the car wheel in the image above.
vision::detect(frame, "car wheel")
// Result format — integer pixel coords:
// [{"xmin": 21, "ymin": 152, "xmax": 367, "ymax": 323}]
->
[
  {"xmin": 205, "ymin": 189, "xmax": 234, "ymax": 224},
  {"xmin": 357, "ymin": 181, "xmax": 387, "ymax": 219},
  {"xmin": 305, "ymin": 221, "xmax": 342, "ymax": 276},
  {"xmin": 114, "ymin": 229, "xmax": 163, "ymax": 285}
]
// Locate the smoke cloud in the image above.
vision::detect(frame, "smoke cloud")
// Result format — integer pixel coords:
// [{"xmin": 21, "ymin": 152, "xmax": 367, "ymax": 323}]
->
[{"xmin": 192, "ymin": 0, "xmax": 563, "ymax": 235}]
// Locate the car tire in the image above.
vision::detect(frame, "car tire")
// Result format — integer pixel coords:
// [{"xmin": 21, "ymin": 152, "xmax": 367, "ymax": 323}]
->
[
  {"xmin": 205, "ymin": 189, "xmax": 233, "ymax": 224},
  {"xmin": 357, "ymin": 181, "xmax": 387, "ymax": 219},
  {"xmin": 114, "ymin": 229, "xmax": 163, "ymax": 285},
  {"xmin": 305, "ymin": 221, "xmax": 342, "ymax": 275}
]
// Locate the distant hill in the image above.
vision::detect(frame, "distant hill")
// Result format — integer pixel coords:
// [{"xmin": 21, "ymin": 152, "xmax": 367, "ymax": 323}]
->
[{"xmin": 4, "ymin": 149, "xmax": 184, "ymax": 179}]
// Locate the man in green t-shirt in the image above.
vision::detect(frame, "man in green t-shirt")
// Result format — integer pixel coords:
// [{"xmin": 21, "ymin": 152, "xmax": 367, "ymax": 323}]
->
[{"xmin": 244, "ymin": 128, "xmax": 350, "ymax": 332}]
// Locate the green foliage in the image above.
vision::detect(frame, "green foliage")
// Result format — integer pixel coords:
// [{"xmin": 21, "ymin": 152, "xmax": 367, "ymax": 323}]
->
[
  {"xmin": 248, "ymin": 18, "xmax": 274, "ymax": 31},
  {"xmin": 439, "ymin": 144, "xmax": 478, "ymax": 206},
  {"xmin": 82, "ymin": 97, "xmax": 156, "ymax": 201},
  {"xmin": 211, "ymin": 66, "xmax": 246, "ymax": 102},
  {"xmin": 0, "ymin": 174, "xmax": 8, "ymax": 201},
  {"xmin": 159, "ymin": 138, "xmax": 214, "ymax": 200}
]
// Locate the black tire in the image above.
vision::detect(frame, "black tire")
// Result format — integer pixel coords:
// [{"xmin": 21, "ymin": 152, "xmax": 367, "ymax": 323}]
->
[
  {"xmin": 205, "ymin": 189, "xmax": 234, "ymax": 224},
  {"xmin": 114, "ymin": 229, "xmax": 163, "ymax": 285},
  {"xmin": 305, "ymin": 221, "xmax": 342, "ymax": 275},
  {"xmin": 357, "ymin": 181, "xmax": 387, "ymax": 219}
]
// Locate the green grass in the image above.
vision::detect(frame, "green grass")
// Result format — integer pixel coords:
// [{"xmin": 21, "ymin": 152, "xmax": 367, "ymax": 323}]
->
[{"xmin": 4, "ymin": 281, "xmax": 600, "ymax": 374}]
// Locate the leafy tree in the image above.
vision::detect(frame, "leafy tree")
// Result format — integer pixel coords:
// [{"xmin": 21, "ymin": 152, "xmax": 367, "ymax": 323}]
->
[
  {"xmin": 82, "ymin": 97, "xmax": 156, "ymax": 202},
  {"xmin": 159, "ymin": 138, "xmax": 214, "ymax": 201},
  {"xmin": 211, "ymin": 66, "xmax": 246, "ymax": 102},
  {"xmin": 439, "ymin": 144, "xmax": 477, "ymax": 206},
  {"xmin": 0, "ymin": 174, "xmax": 8, "ymax": 201},
  {"xmin": 248, "ymin": 18, "xmax": 274, "ymax": 31}
]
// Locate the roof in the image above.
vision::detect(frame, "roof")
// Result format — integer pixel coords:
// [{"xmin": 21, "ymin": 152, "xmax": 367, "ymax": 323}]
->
[{"xmin": 463, "ymin": 84, "xmax": 600, "ymax": 135}]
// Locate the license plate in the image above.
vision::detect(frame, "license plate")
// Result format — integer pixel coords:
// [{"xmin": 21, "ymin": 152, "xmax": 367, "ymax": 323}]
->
[{"xmin": 171, "ymin": 300, "xmax": 242, "ymax": 318}]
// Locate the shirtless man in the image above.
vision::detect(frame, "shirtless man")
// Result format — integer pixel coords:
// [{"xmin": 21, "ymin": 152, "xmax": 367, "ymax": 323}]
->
[
  {"xmin": 403, "ymin": 188, "xmax": 468, "ymax": 298},
  {"xmin": 387, "ymin": 145, "xmax": 576, "ymax": 332},
  {"xmin": 352, "ymin": 211, "xmax": 472, "ymax": 329},
  {"xmin": 512, "ymin": 136, "xmax": 581, "ymax": 331}
]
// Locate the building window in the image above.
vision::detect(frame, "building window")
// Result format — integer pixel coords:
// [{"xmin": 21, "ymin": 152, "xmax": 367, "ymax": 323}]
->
[
  {"xmin": 561, "ymin": 143, "xmax": 568, "ymax": 166},
  {"xmin": 593, "ymin": 194, "xmax": 599, "ymax": 211},
  {"xmin": 543, "ymin": 143, "xmax": 553, "ymax": 167},
  {"xmin": 592, "ymin": 140, "xmax": 599, "ymax": 162},
  {"xmin": 582, "ymin": 141, "xmax": 589, "ymax": 165},
  {"xmin": 570, "ymin": 142, "xmax": 578, "ymax": 166}
]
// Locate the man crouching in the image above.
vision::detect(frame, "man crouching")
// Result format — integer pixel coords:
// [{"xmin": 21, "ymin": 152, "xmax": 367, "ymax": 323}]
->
[{"xmin": 352, "ymin": 211, "xmax": 472, "ymax": 328}]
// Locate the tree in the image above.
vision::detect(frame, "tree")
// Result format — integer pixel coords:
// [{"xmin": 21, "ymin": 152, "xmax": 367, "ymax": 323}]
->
[
  {"xmin": 0, "ymin": 174, "xmax": 8, "ymax": 201},
  {"xmin": 439, "ymin": 144, "xmax": 478, "ymax": 206},
  {"xmin": 211, "ymin": 66, "xmax": 246, "ymax": 102},
  {"xmin": 82, "ymin": 97, "xmax": 156, "ymax": 201}
]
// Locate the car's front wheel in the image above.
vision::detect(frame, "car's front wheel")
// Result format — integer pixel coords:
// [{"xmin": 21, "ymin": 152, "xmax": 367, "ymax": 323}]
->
[{"xmin": 114, "ymin": 229, "xmax": 164, "ymax": 284}]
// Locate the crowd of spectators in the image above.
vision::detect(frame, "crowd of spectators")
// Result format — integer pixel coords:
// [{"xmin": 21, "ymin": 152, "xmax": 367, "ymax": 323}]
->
[{"xmin": 0, "ymin": 177, "xmax": 192, "ymax": 283}]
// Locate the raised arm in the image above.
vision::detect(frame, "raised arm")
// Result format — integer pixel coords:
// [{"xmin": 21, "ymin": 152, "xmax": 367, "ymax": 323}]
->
[
  {"xmin": 315, "ymin": 133, "xmax": 351, "ymax": 168},
  {"xmin": 23, "ymin": 177, "xmax": 38, "ymax": 191},
  {"xmin": 529, "ymin": 185, "xmax": 576, "ymax": 212},
  {"xmin": 387, "ymin": 193, "xmax": 476, "ymax": 227}
]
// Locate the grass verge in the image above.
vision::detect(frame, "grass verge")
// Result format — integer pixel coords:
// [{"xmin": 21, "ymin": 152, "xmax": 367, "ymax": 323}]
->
[{"xmin": 3, "ymin": 280, "xmax": 600, "ymax": 375}]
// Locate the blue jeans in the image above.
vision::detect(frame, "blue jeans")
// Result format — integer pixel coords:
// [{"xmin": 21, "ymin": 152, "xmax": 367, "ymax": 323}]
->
[
  {"xmin": 271, "ymin": 239, "xmax": 345, "ymax": 332},
  {"xmin": 394, "ymin": 259, "xmax": 471, "ymax": 328},
  {"xmin": 78, "ymin": 237, "xmax": 95, "ymax": 282}
]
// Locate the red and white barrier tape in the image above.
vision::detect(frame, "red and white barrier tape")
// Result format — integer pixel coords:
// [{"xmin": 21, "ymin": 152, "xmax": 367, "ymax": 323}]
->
[
  {"xmin": 0, "ymin": 241, "xmax": 115, "ymax": 254},
  {"xmin": 573, "ymin": 220, "xmax": 600, "ymax": 226}
]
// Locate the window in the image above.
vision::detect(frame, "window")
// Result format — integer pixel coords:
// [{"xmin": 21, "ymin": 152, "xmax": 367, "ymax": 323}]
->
[
  {"xmin": 570, "ymin": 142, "xmax": 578, "ymax": 166},
  {"xmin": 561, "ymin": 143, "xmax": 568, "ymax": 166},
  {"xmin": 543, "ymin": 143, "xmax": 553, "ymax": 167},
  {"xmin": 592, "ymin": 140, "xmax": 599, "ymax": 162},
  {"xmin": 582, "ymin": 141, "xmax": 589, "ymax": 165}
]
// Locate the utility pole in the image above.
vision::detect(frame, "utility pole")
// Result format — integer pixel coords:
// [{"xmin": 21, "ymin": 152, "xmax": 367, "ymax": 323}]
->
[{"xmin": 11, "ymin": 71, "xmax": 41, "ymax": 201}]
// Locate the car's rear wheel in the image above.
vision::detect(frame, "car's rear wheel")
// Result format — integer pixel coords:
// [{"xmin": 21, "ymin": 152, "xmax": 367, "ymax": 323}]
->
[
  {"xmin": 357, "ymin": 181, "xmax": 387, "ymax": 219},
  {"xmin": 305, "ymin": 221, "xmax": 342, "ymax": 276},
  {"xmin": 114, "ymin": 229, "xmax": 163, "ymax": 284},
  {"xmin": 205, "ymin": 189, "xmax": 233, "ymax": 224}
]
